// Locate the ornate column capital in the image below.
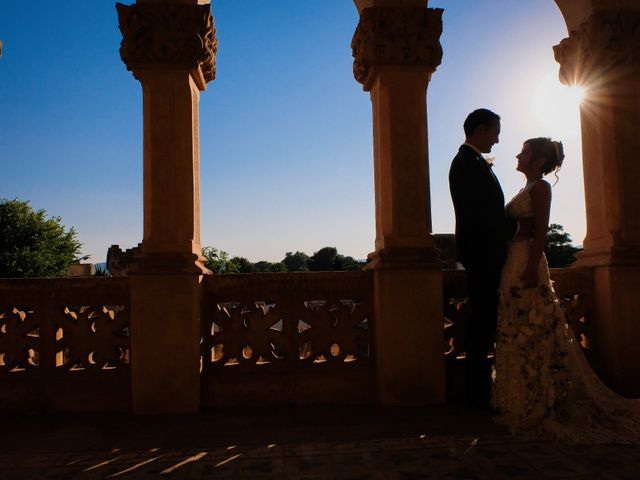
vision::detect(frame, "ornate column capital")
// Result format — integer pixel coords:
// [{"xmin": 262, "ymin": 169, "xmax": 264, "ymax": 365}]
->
[
  {"xmin": 554, "ymin": 11, "xmax": 640, "ymax": 86},
  {"xmin": 116, "ymin": 2, "xmax": 218, "ymax": 88},
  {"xmin": 351, "ymin": 7, "xmax": 443, "ymax": 88}
]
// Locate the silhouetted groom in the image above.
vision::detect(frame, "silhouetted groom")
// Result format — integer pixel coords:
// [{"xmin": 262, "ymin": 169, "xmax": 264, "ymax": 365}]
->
[{"xmin": 448, "ymin": 109, "xmax": 518, "ymax": 408}]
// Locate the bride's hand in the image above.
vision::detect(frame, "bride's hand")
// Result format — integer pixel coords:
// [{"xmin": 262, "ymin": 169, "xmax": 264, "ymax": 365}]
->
[{"xmin": 520, "ymin": 266, "xmax": 538, "ymax": 288}]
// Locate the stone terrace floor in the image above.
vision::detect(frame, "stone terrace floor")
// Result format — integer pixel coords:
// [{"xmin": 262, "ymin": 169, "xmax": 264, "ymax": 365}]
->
[{"xmin": 1, "ymin": 405, "xmax": 638, "ymax": 479}]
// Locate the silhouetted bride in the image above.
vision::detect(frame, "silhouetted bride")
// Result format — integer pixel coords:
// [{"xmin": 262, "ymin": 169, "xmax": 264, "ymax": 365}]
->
[{"xmin": 492, "ymin": 137, "xmax": 640, "ymax": 443}]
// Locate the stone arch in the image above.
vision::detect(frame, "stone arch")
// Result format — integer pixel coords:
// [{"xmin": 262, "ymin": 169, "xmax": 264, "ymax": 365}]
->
[
  {"xmin": 554, "ymin": 0, "xmax": 593, "ymax": 32},
  {"xmin": 353, "ymin": 1, "xmax": 600, "ymax": 34}
]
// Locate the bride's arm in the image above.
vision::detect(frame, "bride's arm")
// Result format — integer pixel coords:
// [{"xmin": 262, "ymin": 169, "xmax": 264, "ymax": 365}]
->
[{"xmin": 521, "ymin": 180, "xmax": 551, "ymax": 287}]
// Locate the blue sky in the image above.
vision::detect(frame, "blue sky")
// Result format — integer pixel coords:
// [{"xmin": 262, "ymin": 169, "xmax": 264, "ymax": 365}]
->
[{"xmin": 0, "ymin": 1, "xmax": 583, "ymax": 263}]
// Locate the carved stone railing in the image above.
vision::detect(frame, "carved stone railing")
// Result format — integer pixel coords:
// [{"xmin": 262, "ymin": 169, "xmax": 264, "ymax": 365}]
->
[
  {"xmin": 0, "ymin": 268, "xmax": 596, "ymax": 411},
  {"xmin": 0, "ymin": 278, "xmax": 131, "ymax": 412},
  {"xmin": 443, "ymin": 267, "xmax": 595, "ymax": 401},
  {"xmin": 201, "ymin": 271, "xmax": 374, "ymax": 407},
  {"xmin": 442, "ymin": 269, "xmax": 470, "ymax": 401}
]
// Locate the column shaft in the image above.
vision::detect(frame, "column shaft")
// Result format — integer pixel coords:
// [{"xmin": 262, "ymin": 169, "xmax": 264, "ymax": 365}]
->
[
  {"xmin": 370, "ymin": 68, "xmax": 434, "ymax": 253},
  {"xmin": 352, "ymin": 6, "xmax": 445, "ymax": 404},
  {"xmin": 117, "ymin": 1, "xmax": 217, "ymax": 412},
  {"xmin": 139, "ymin": 70, "xmax": 205, "ymax": 270},
  {"xmin": 555, "ymin": 9, "xmax": 640, "ymax": 396}
]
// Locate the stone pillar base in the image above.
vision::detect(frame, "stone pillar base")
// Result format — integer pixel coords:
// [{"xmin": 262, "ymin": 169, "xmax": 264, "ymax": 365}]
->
[
  {"xmin": 130, "ymin": 274, "xmax": 204, "ymax": 413},
  {"xmin": 371, "ymin": 267, "xmax": 445, "ymax": 404},
  {"xmin": 129, "ymin": 251, "xmax": 210, "ymax": 276},
  {"xmin": 574, "ymin": 246, "xmax": 640, "ymax": 268},
  {"xmin": 366, "ymin": 246, "xmax": 443, "ymax": 271},
  {"xmin": 592, "ymin": 265, "xmax": 640, "ymax": 398}
]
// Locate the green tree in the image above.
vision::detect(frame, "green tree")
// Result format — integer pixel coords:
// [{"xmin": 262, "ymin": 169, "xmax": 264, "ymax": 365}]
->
[
  {"xmin": 202, "ymin": 246, "xmax": 362, "ymax": 274},
  {"xmin": 308, "ymin": 246, "xmax": 339, "ymax": 271},
  {"xmin": 202, "ymin": 246, "xmax": 231, "ymax": 273},
  {"xmin": 254, "ymin": 260, "xmax": 286, "ymax": 272},
  {"xmin": 282, "ymin": 251, "xmax": 309, "ymax": 272},
  {"xmin": 0, "ymin": 199, "xmax": 83, "ymax": 278},
  {"xmin": 335, "ymin": 254, "xmax": 364, "ymax": 271},
  {"xmin": 308, "ymin": 247, "xmax": 363, "ymax": 271},
  {"xmin": 545, "ymin": 223, "xmax": 581, "ymax": 268},
  {"xmin": 230, "ymin": 256, "xmax": 256, "ymax": 273}
]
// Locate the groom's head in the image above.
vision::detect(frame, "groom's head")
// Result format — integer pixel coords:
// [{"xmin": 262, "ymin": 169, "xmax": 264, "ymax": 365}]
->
[{"xmin": 464, "ymin": 108, "xmax": 501, "ymax": 154}]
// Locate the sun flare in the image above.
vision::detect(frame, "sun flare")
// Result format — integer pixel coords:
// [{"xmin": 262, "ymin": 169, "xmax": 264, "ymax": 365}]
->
[
  {"xmin": 568, "ymin": 84, "xmax": 586, "ymax": 104},
  {"xmin": 531, "ymin": 69, "xmax": 584, "ymax": 138}
]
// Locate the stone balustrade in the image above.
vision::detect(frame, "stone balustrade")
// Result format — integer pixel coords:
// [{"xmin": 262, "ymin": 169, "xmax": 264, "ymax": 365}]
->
[
  {"xmin": 0, "ymin": 268, "xmax": 596, "ymax": 412},
  {"xmin": 200, "ymin": 271, "xmax": 375, "ymax": 407},
  {"xmin": 0, "ymin": 277, "xmax": 131, "ymax": 412}
]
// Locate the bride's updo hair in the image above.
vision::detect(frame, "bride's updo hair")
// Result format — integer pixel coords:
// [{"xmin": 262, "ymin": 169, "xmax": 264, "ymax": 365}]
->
[{"xmin": 525, "ymin": 137, "xmax": 565, "ymax": 179}]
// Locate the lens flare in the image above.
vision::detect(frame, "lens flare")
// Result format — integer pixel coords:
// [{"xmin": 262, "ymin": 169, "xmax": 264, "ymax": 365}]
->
[
  {"xmin": 568, "ymin": 85, "xmax": 585, "ymax": 104},
  {"xmin": 531, "ymin": 69, "xmax": 583, "ymax": 138}
]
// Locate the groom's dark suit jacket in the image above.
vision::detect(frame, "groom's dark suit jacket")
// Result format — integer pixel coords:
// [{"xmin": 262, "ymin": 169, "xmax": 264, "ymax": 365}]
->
[{"xmin": 449, "ymin": 144, "xmax": 514, "ymax": 270}]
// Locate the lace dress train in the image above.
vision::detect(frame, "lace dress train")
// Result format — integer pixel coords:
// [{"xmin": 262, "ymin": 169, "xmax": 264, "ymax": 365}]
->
[{"xmin": 492, "ymin": 188, "xmax": 640, "ymax": 444}]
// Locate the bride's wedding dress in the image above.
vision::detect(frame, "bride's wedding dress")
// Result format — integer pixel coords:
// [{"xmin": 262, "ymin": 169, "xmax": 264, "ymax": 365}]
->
[{"xmin": 492, "ymin": 187, "xmax": 640, "ymax": 443}]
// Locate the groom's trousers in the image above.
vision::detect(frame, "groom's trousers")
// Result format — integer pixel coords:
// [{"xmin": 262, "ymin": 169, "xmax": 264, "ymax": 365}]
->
[{"xmin": 464, "ymin": 264, "xmax": 503, "ymax": 407}]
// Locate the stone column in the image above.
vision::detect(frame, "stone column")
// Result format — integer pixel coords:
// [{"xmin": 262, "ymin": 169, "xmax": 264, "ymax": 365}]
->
[
  {"xmin": 117, "ymin": 0, "xmax": 217, "ymax": 413},
  {"xmin": 554, "ymin": 9, "xmax": 640, "ymax": 397},
  {"xmin": 352, "ymin": 5, "xmax": 445, "ymax": 404}
]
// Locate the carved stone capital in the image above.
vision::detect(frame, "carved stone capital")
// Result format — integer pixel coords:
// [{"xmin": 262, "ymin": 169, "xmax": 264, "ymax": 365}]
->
[
  {"xmin": 116, "ymin": 2, "xmax": 217, "ymax": 85},
  {"xmin": 554, "ymin": 11, "xmax": 640, "ymax": 86},
  {"xmin": 351, "ymin": 7, "xmax": 443, "ymax": 87}
]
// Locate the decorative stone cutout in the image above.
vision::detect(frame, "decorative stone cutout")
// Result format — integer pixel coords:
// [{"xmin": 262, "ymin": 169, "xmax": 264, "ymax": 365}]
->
[
  {"xmin": 57, "ymin": 305, "xmax": 130, "ymax": 371},
  {"xmin": 0, "ymin": 307, "xmax": 38, "ymax": 373},
  {"xmin": 203, "ymin": 297, "xmax": 371, "ymax": 370}
]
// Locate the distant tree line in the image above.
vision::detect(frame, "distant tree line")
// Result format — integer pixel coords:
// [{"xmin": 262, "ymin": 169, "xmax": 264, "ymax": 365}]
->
[
  {"xmin": 0, "ymin": 197, "xmax": 581, "ymax": 278},
  {"xmin": 201, "ymin": 246, "xmax": 364, "ymax": 274}
]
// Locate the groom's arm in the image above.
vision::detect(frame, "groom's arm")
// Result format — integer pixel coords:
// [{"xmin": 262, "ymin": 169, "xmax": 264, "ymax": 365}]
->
[
  {"xmin": 449, "ymin": 159, "xmax": 480, "ymax": 230},
  {"xmin": 506, "ymin": 217, "xmax": 518, "ymax": 240}
]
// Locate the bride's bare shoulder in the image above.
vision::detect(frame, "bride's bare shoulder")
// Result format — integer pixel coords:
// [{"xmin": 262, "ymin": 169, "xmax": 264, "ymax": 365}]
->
[
  {"xmin": 531, "ymin": 179, "xmax": 551, "ymax": 193},
  {"xmin": 529, "ymin": 179, "xmax": 552, "ymax": 203}
]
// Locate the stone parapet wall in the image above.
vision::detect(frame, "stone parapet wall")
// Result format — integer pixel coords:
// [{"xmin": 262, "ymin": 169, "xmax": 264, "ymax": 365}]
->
[
  {"xmin": 0, "ymin": 277, "xmax": 131, "ymax": 413},
  {"xmin": 0, "ymin": 269, "xmax": 597, "ymax": 411}
]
